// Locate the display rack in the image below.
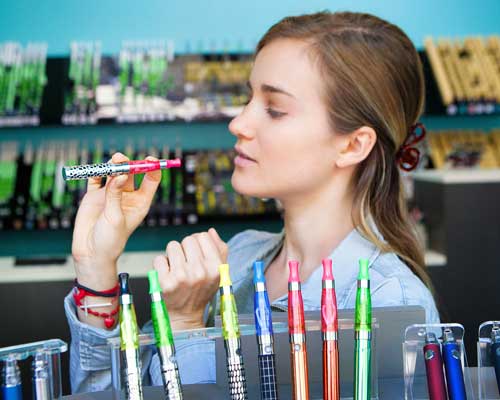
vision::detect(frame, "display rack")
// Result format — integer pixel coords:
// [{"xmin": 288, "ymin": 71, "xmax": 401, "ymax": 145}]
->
[
  {"xmin": 0, "ymin": 339, "xmax": 67, "ymax": 400},
  {"xmin": 403, "ymin": 323, "xmax": 475, "ymax": 399},
  {"xmin": 106, "ymin": 318, "xmax": 379, "ymax": 400},
  {"xmin": 477, "ymin": 321, "xmax": 500, "ymax": 399}
]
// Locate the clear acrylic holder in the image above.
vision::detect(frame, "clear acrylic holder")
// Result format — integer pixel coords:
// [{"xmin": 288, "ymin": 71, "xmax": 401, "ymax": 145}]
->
[
  {"xmin": 403, "ymin": 323, "xmax": 475, "ymax": 400},
  {"xmin": 477, "ymin": 321, "xmax": 500, "ymax": 399},
  {"xmin": 107, "ymin": 317, "xmax": 379, "ymax": 399},
  {"xmin": 0, "ymin": 339, "xmax": 68, "ymax": 399}
]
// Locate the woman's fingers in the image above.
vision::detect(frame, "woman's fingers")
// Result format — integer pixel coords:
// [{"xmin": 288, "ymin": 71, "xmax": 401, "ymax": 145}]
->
[
  {"xmin": 87, "ymin": 175, "xmax": 103, "ymax": 192},
  {"xmin": 162, "ymin": 232, "xmax": 223, "ymax": 290},
  {"xmin": 92, "ymin": 152, "xmax": 163, "ymax": 196},
  {"xmin": 102, "ymin": 174, "xmax": 128, "ymax": 226},
  {"xmin": 195, "ymin": 232, "xmax": 223, "ymax": 278},
  {"xmin": 208, "ymin": 228, "xmax": 229, "ymax": 261},
  {"xmin": 111, "ymin": 152, "xmax": 128, "ymax": 163},
  {"xmin": 181, "ymin": 235, "xmax": 203, "ymax": 264},
  {"xmin": 110, "ymin": 152, "xmax": 134, "ymax": 192},
  {"xmin": 138, "ymin": 156, "xmax": 162, "ymax": 203},
  {"xmin": 162, "ymin": 230, "xmax": 227, "ymax": 286},
  {"xmin": 166, "ymin": 241, "xmax": 188, "ymax": 283},
  {"xmin": 154, "ymin": 232, "xmax": 224, "ymax": 331},
  {"xmin": 153, "ymin": 255, "xmax": 175, "ymax": 292},
  {"xmin": 195, "ymin": 232, "xmax": 217, "ymax": 258}
]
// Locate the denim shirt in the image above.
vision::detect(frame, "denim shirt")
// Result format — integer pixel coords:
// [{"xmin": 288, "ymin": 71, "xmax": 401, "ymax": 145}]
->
[{"xmin": 65, "ymin": 228, "xmax": 439, "ymax": 393}]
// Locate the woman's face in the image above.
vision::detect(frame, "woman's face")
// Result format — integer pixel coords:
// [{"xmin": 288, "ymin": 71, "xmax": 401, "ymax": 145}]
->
[{"xmin": 229, "ymin": 38, "xmax": 341, "ymax": 202}]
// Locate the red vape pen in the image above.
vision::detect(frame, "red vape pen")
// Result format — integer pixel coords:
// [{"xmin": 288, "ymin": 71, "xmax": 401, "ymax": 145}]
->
[
  {"xmin": 423, "ymin": 332, "xmax": 447, "ymax": 400},
  {"xmin": 321, "ymin": 259, "xmax": 340, "ymax": 400}
]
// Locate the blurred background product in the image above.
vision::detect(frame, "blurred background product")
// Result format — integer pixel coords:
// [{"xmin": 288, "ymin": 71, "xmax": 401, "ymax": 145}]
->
[
  {"xmin": 424, "ymin": 36, "xmax": 500, "ymax": 115},
  {"xmin": 59, "ymin": 40, "xmax": 252, "ymax": 125},
  {"xmin": 0, "ymin": 42, "xmax": 47, "ymax": 127},
  {"xmin": 426, "ymin": 129, "xmax": 500, "ymax": 169},
  {"xmin": 62, "ymin": 41, "xmax": 101, "ymax": 125}
]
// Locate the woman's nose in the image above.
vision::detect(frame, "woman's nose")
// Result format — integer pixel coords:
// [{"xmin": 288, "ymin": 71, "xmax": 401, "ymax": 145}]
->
[{"xmin": 228, "ymin": 107, "xmax": 255, "ymax": 140}]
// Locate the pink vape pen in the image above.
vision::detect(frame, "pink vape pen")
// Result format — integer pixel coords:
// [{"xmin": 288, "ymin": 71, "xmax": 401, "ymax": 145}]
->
[
  {"xmin": 62, "ymin": 158, "xmax": 181, "ymax": 180},
  {"xmin": 288, "ymin": 260, "xmax": 309, "ymax": 400}
]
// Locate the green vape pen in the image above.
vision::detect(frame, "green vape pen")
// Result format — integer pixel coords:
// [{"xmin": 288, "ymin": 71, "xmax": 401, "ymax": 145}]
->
[
  {"xmin": 354, "ymin": 258, "xmax": 372, "ymax": 400},
  {"xmin": 148, "ymin": 270, "xmax": 183, "ymax": 399}
]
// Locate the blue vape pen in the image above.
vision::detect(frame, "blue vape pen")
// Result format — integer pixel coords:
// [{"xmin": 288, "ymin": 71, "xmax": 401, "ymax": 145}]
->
[
  {"xmin": 491, "ymin": 326, "xmax": 500, "ymax": 393},
  {"xmin": 253, "ymin": 261, "xmax": 279, "ymax": 400},
  {"xmin": 1, "ymin": 359, "xmax": 22, "ymax": 400},
  {"xmin": 442, "ymin": 329, "xmax": 467, "ymax": 400}
]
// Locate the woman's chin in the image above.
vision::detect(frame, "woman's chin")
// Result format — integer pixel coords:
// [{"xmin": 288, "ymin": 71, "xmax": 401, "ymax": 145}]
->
[{"xmin": 231, "ymin": 175, "xmax": 271, "ymax": 199}]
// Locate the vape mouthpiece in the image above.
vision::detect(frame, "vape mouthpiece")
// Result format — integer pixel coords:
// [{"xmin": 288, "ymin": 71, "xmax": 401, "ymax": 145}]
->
[
  {"xmin": 322, "ymin": 259, "xmax": 334, "ymax": 281},
  {"xmin": 218, "ymin": 264, "xmax": 232, "ymax": 287},
  {"xmin": 148, "ymin": 270, "xmax": 161, "ymax": 294},
  {"xmin": 288, "ymin": 260, "xmax": 300, "ymax": 283},
  {"xmin": 442, "ymin": 328, "xmax": 455, "ymax": 343},
  {"xmin": 492, "ymin": 326, "xmax": 500, "ymax": 342},
  {"xmin": 253, "ymin": 261, "xmax": 265, "ymax": 284},
  {"xmin": 358, "ymin": 258, "xmax": 370, "ymax": 280},
  {"xmin": 426, "ymin": 331, "xmax": 438, "ymax": 344},
  {"xmin": 167, "ymin": 158, "xmax": 182, "ymax": 168},
  {"xmin": 119, "ymin": 272, "xmax": 130, "ymax": 295}
]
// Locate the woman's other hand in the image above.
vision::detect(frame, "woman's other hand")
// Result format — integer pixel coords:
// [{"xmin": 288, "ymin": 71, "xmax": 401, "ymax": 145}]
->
[{"xmin": 153, "ymin": 228, "xmax": 228, "ymax": 330}]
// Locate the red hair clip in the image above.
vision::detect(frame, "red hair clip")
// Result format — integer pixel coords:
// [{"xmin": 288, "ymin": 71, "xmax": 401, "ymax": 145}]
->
[{"xmin": 396, "ymin": 122, "xmax": 426, "ymax": 172}]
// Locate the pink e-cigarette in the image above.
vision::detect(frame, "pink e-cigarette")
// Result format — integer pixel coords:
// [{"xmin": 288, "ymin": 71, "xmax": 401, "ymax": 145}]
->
[
  {"xmin": 62, "ymin": 158, "xmax": 181, "ymax": 180},
  {"xmin": 288, "ymin": 260, "xmax": 309, "ymax": 400}
]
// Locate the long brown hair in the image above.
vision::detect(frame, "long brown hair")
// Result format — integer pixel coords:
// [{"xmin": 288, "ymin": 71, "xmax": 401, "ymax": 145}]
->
[{"xmin": 256, "ymin": 11, "xmax": 432, "ymax": 289}]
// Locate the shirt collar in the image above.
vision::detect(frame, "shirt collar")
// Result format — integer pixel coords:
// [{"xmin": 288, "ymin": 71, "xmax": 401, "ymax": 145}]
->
[
  {"xmin": 271, "ymin": 228, "xmax": 381, "ymax": 309},
  {"xmin": 231, "ymin": 228, "xmax": 285, "ymax": 287}
]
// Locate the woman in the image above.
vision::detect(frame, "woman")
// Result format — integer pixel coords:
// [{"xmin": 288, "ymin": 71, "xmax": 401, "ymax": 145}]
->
[{"xmin": 65, "ymin": 11, "xmax": 439, "ymax": 392}]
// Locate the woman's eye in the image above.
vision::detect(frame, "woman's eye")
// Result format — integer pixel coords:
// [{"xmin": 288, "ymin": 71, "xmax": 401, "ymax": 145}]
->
[{"xmin": 266, "ymin": 108, "xmax": 286, "ymax": 119}]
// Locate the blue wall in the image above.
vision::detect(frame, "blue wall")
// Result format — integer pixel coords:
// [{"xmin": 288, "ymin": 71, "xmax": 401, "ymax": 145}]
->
[{"xmin": 1, "ymin": 0, "xmax": 499, "ymax": 56}]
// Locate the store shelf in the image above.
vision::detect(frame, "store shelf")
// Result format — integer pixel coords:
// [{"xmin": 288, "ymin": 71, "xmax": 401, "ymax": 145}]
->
[
  {"xmin": 0, "ymin": 121, "xmax": 234, "ymax": 149},
  {"xmin": 0, "ymin": 251, "xmax": 156, "ymax": 283},
  {"xmin": 2, "ymin": 49, "xmax": 500, "ymax": 132},
  {"xmin": 413, "ymin": 169, "xmax": 500, "ymax": 184}
]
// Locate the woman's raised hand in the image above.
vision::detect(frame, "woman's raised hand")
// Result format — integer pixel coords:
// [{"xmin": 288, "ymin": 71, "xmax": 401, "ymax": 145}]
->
[{"xmin": 72, "ymin": 152, "xmax": 161, "ymax": 290}]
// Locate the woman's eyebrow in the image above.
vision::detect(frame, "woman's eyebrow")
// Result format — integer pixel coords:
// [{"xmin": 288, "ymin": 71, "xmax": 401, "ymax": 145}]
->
[{"xmin": 246, "ymin": 81, "xmax": 295, "ymax": 98}]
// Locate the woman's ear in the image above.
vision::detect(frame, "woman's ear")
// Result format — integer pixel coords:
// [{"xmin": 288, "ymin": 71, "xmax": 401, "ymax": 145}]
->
[{"xmin": 335, "ymin": 126, "xmax": 377, "ymax": 168}]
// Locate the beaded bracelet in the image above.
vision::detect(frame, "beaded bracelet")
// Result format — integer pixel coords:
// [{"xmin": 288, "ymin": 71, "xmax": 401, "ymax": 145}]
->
[{"xmin": 73, "ymin": 279, "xmax": 120, "ymax": 329}]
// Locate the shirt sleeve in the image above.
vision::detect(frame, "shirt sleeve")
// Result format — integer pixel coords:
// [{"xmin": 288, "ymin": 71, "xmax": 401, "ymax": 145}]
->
[
  {"xmin": 148, "ymin": 337, "xmax": 216, "ymax": 386},
  {"xmin": 370, "ymin": 274, "xmax": 441, "ymax": 324},
  {"xmin": 65, "ymin": 292, "xmax": 217, "ymax": 393},
  {"xmin": 64, "ymin": 292, "xmax": 152, "ymax": 393},
  {"xmin": 176, "ymin": 338, "xmax": 216, "ymax": 384}
]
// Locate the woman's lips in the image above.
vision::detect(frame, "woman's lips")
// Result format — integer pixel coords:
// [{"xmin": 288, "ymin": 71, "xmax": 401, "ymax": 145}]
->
[
  {"xmin": 234, "ymin": 147, "xmax": 257, "ymax": 167},
  {"xmin": 234, "ymin": 154, "xmax": 257, "ymax": 167}
]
